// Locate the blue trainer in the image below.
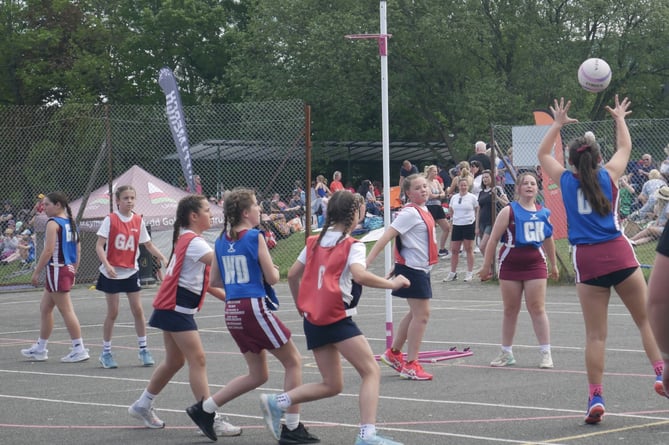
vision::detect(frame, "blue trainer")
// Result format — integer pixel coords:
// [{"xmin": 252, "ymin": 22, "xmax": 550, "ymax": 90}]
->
[
  {"xmin": 654, "ymin": 374, "xmax": 667, "ymax": 397},
  {"xmin": 355, "ymin": 434, "xmax": 404, "ymax": 445},
  {"xmin": 138, "ymin": 348, "xmax": 155, "ymax": 366},
  {"xmin": 259, "ymin": 394, "xmax": 284, "ymax": 440},
  {"xmin": 99, "ymin": 351, "xmax": 118, "ymax": 369},
  {"xmin": 585, "ymin": 394, "xmax": 605, "ymax": 424}
]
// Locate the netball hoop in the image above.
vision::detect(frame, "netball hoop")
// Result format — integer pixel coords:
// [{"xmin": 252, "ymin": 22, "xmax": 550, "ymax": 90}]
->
[{"xmin": 346, "ymin": 3, "xmax": 472, "ymax": 365}]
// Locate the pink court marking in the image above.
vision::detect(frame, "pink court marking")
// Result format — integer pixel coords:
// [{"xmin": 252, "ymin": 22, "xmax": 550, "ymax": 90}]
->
[{"xmin": 0, "ymin": 423, "xmax": 254, "ymax": 430}]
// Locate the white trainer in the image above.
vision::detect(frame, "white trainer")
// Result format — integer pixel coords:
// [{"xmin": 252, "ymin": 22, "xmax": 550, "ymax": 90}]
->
[
  {"xmin": 60, "ymin": 349, "xmax": 90, "ymax": 363},
  {"xmin": 129, "ymin": 401, "xmax": 165, "ymax": 429},
  {"xmin": 197, "ymin": 413, "xmax": 242, "ymax": 437},
  {"xmin": 490, "ymin": 350, "xmax": 516, "ymax": 367},
  {"xmin": 463, "ymin": 271, "xmax": 474, "ymax": 282},
  {"xmin": 539, "ymin": 350, "xmax": 554, "ymax": 369},
  {"xmin": 21, "ymin": 344, "xmax": 48, "ymax": 361},
  {"xmin": 443, "ymin": 272, "xmax": 457, "ymax": 282}
]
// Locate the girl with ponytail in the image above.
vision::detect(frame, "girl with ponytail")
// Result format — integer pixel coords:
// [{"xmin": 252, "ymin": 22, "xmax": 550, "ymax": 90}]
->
[
  {"xmin": 21, "ymin": 191, "xmax": 89, "ymax": 363},
  {"xmin": 538, "ymin": 96, "xmax": 664, "ymax": 425}
]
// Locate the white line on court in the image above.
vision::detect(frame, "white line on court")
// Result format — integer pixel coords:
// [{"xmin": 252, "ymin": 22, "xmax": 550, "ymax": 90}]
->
[{"xmin": 2, "ymin": 368, "xmax": 668, "ymax": 436}]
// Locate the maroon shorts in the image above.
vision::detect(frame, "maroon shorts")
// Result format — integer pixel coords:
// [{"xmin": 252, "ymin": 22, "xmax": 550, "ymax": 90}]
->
[
  {"xmin": 225, "ymin": 298, "xmax": 292, "ymax": 354},
  {"xmin": 498, "ymin": 245, "xmax": 547, "ymax": 281},
  {"xmin": 573, "ymin": 236, "xmax": 639, "ymax": 283},
  {"xmin": 45, "ymin": 264, "xmax": 76, "ymax": 293}
]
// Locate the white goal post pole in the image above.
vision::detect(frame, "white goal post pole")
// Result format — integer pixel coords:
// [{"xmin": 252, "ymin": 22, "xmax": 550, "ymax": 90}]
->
[{"xmin": 379, "ymin": 1, "xmax": 393, "ymax": 348}]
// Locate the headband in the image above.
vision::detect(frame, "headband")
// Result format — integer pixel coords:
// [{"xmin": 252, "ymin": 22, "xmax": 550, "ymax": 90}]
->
[{"xmin": 576, "ymin": 144, "xmax": 590, "ymax": 153}]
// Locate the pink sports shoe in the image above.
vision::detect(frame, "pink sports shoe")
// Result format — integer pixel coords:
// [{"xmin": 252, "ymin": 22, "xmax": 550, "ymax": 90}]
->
[
  {"xmin": 380, "ymin": 348, "xmax": 404, "ymax": 373},
  {"xmin": 400, "ymin": 360, "xmax": 433, "ymax": 381}
]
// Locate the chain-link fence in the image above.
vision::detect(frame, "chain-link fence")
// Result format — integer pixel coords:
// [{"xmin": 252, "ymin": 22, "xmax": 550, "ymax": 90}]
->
[
  {"xmin": 0, "ymin": 100, "xmax": 307, "ymax": 290},
  {"xmin": 491, "ymin": 118, "xmax": 669, "ymax": 279}
]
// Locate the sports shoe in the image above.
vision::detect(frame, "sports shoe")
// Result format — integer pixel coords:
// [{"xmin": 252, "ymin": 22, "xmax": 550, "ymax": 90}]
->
[
  {"xmin": 279, "ymin": 423, "xmax": 320, "ymax": 444},
  {"xmin": 539, "ymin": 350, "xmax": 554, "ymax": 369},
  {"xmin": 399, "ymin": 360, "xmax": 433, "ymax": 381},
  {"xmin": 21, "ymin": 344, "xmax": 48, "ymax": 361},
  {"xmin": 186, "ymin": 399, "xmax": 217, "ymax": 441},
  {"xmin": 443, "ymin": 272, "xmax": 457, "ymax": 282},
  {"xmin": 474, "ymin": 246, "xmax": 481, "ymax": 254},
  {"xmin": 99, "ymin": 351, "xmax": 118, "ymax": 369},
  {"xmin": 463, "ymin": 271, "xmax": 474, "ymax": 282},
  {"xmin": 490, "ymin": 350, "xmax": 516, "ymax": 367},
  {"xmin": 380, "ymin": 348, "xmax": 404, "ymax": 373},
  {"xmin": 438, "ymin": 249, "xmax": 450, "ymax": 259},
  {"xmin": 60, "ymin": 348, "xmax": 90, "ymax": 363},
  {"xmin": 128, "ymin": 400, "xmax": 165, "ymax": 429},
  {"xmin": 138, "ymin": 348, "xmax": 155, "ymax": 367},
  {"xmin": 197, "ymin": 413, "xmax": 242, "ymax": 437},
  {"xmin": 585, "ymin": 395, "xmax": 605, "ymax": 424},
  {"xmin": 260, "ymin": 393, "xmax": 284, "ymax": 440},
  {"xmin": 355, "ymin": 433, "xmax": 404, "ymax": 445},
  {"xmin": 654, "ymin": 374, "xmax": 666, "ymax": 397}
]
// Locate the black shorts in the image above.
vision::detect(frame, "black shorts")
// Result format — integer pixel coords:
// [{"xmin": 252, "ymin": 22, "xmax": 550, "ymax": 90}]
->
[
  {"xmin": 391, "ymin": 263, "xmax": 432, "ymax": 299},
  {"xmin": 657, "ymin": 224, "xmax": 669, "ymax": 257},
  {"xmin": 96, "ymin": 272, "xmax": 141, "ymax": 294},
  {"xmin": 149, "ymin": 309, "xmax": 198, "ymax": 332},
  {"xmin": 581, "ymin": 267, "xmax": 637, "ymax": 288},
  {"xmin": 451, "ymin": 223, "xmax": 475, "ymax": 241},
  {"xmin": 303, "ymin": 317, "xmax": 362, "ymax": 350},
  {"xmin": 427, "ymin": 204, "xmax": 446, "ymax": 221}
]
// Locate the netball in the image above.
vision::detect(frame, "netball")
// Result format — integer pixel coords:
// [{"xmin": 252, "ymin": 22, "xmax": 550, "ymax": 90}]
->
[{"xmin": 578, "ymin": 58, "xmax": 612, "ymax": 93}]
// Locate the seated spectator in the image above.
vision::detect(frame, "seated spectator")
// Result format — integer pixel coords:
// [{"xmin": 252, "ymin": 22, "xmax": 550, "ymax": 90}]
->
[
  {"xmin": 0, "ymin": 200, "xmax": 14, "ymax": 234},
  {"xmin": 629, "ymin": 169, "xmax": 666, "ymax": 221},
  {"xmin": 627, "ymin": 154, "xmax": 654, "ymax": 193},
  {"xmin": 372, "ymin": 180, "xmax": 383, "ymax": 199},
  {"xmin": 270, "ymin": 192, "xmax": 303, "ymax": 220},
  {"xmin": 18, "ymin": 230, "xmax": 36, "ymax": 265},
  {"xmin": 358, "ymin": 180, "xmax": 381, "ymax": 216},
  {"xmin": 0, "ymin": 227, "xmax": 18, "ymax": 263},
  {"xmin": 288, "ymin": 190, "xmax": 304, "ymax": 209},
  {"xmin": 2, "ymin": 229, "xmax": 35, "ymax": 266},
  {"xmin": 260, "ymin": 211, "xmax": 292, "ymax": 240},
  {"xmin": 293, "ymin": 180, "xmax": 306, "ymax": 203},
  {"xmin": 344, "ymin": 182, "xmax": 356, "ymax": 193},
  {"xmin": 630, "ymin": 186, "xmax": 669, "ymax": 246}
]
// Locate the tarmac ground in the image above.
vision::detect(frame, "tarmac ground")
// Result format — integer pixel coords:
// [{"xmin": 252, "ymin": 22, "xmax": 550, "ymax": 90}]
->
[{"xmin": 2, "ymin": 254, "xmax": 669, "ymax": 445}]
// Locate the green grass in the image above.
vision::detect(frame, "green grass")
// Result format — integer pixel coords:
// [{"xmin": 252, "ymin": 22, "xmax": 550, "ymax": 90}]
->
[
  {"xmin": 271, "ymin": 232, "xmax": 309, "ymax": 278},
  {"xmin": 0, "ymin": 261, "xmax": 33, "ymax": 287}
]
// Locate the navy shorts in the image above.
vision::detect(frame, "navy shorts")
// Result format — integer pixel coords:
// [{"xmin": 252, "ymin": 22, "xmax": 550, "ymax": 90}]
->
[
  {"xmin": 149, "ymin": 309, "xmax": 197, "ymax": 332},
  {"xmin": 303, "ymin": 316, "xmax": 363, "ymax": 350},
  {"xmin": 391, "ymin": 263, "xmax": 432, "ymax": 299},
  {"xmin": 96, "ymin": 272, "xmax": 141, "ymax": 294},
  {"xmin": 451, "ymin": 223, "xmax": 475, "ymax": 241}
]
